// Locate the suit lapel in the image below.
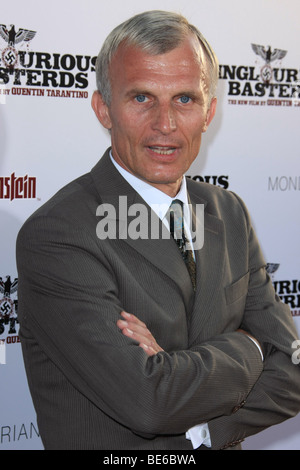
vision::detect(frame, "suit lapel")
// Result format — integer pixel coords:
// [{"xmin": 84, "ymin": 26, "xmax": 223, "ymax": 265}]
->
[
  {"xmin": 91, "ymin": 149, "xmax": 194, "ymax": 313},
  {"xmin": 92, "ymin": 151, "xmax": 226, "ymax": 334},
  {"xmin": 187, "ymin": 183, "xmax": 226, "ymax": 345}
]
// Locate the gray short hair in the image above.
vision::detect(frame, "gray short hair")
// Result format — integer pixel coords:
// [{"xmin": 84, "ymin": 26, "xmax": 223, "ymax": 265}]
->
[{"xmin": 95, "ymin": 10, "xmax": 219, "ymax": 105}]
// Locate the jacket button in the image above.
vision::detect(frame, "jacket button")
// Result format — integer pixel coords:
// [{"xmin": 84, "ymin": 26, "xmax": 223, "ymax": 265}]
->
[{"xmin": 232, "ymin": 400, "xmax": 246, "ymax": 413}]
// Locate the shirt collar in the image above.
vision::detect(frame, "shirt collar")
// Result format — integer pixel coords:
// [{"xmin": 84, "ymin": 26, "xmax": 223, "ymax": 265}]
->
[{"xmin": 109, "ymin": 151, "xmax": 190, "ymax": 223}]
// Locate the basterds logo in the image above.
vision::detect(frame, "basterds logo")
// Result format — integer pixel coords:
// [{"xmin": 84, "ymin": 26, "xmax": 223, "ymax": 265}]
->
[
  {"xmin": 266, "ymin": 263, "xmax": 300, "ymax": 317},
  {"xmin": 0, "ymin": 23, "xmax": 97, "ymax": 99},
  {"xmin": 0, "ymin": 24, "xmax": 36, "ymax": 70},
  {"xmin": 0, "ymin": 276, "xmax": 19, "ymax": 347},
  {"xmin": 219, "ymin": 43, "xmax": 300, "ymax": 107},
  {"xmin": 251, "ymin": 44, "xmax": 287, "ymax": 84}
]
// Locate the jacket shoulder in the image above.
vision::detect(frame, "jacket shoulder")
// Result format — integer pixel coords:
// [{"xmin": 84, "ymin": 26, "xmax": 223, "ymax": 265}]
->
[
  {"xmin": 187, "ymin": 177, "xmax": 247, "ymax": 216},
  {"xmin": 26, "ymin": 171, "xmax": 98, "ymax": 222}
]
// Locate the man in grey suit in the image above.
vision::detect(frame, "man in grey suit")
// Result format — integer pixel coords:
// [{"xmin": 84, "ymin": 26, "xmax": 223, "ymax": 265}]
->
[{"xmin": 17, "ymin": 11, "xmax": 300, "ymax": 450}]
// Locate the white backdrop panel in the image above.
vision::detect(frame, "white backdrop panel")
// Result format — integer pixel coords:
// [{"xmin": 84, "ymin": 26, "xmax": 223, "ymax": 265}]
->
[{"xmin": 0, "ymin": 0, "xmax": 299, "ymax": 450}]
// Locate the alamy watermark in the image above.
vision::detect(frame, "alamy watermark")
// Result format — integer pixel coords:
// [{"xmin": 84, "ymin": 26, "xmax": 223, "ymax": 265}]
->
[
  {"xmin": 95, "ymin": 197, "xmax": 205, "ymax": 250},
  {"xmin": 292, "ymin": 340, "xmax": 300, "ymax": 365}
]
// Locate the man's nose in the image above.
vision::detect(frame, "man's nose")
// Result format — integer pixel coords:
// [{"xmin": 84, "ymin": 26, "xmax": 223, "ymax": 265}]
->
[{"xmin": 152, "ymin": 103, "xmax": 177, "ymax": 134}]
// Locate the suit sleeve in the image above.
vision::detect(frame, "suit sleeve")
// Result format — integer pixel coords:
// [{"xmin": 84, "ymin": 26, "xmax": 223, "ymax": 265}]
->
[
  {"xmin": 17, "ymin": 213, "xmax": 263, "ymax": 437},
  {"xmin": 207, "ymin": 194, "xmax": 300, "ymax": 449}
]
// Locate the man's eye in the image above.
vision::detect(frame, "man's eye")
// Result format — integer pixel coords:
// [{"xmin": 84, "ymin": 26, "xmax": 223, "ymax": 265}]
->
[
  {"xmin": 135, "ymin": 95, "xmax": 148, "ymax": 103},
  {"xmin": 178, "ymin": 95, "xmax": 191, "ymax": 104}
]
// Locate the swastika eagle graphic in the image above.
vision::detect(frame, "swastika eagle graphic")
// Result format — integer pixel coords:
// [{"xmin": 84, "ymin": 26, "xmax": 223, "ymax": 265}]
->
[{"xmin": 0, "ymin": 24, "xmax": 36, "ymax": 46}]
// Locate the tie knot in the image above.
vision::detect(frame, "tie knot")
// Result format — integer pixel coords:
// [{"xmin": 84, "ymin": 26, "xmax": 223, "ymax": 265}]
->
[
  {"xmin": 170, "ymin": 199, "xmax": 183, "ymax": 213},
  {"xmin": 168, "ymin": 199, "xmax": 196, "ymax": 290},
  {"xmin": 168, "ymin": 199, "xmax": 184, "ymax": 241}
]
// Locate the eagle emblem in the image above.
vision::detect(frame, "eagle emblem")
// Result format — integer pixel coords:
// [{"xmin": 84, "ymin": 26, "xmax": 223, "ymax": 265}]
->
[
  {"xmin": 251, "ymin": 44, "xmax": 287, "ymax": 84},
  {"xmin": 251, "ymin": 44, "xmax": 287, "ymax": 64},
  {"xmin": 0, "ymin": 276, "xmax": 18, "ymax": 336},
  {"xmin": 0, "ymin": 24, "xmax": 36, "ymax": 69},
  {"xmin": 0, "ymin": 275, "xmax": 18, "ymax": 298},
  {"xmin": 0, "ymin": 24, "xmax": 36, "ymax": 46},
  {"xmin": 266, "ymin": 263, "xmax": 280, "ymax": 275}
]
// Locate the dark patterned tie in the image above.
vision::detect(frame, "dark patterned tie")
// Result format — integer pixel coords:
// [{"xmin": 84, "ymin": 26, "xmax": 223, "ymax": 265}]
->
[{"xmin": 168, "ymin": 199, "xmax": 196, "ymax": 291}]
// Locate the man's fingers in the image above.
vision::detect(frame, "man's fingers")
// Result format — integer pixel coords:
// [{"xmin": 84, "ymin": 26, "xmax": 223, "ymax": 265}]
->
[
  {"xmin": 118, "ymin": 311, "xmax": 150, "ymax": 337},
  {"xmin": 139, "ymin": 343, "xmax": 157, "ymax": 357},
  {"xmin": 117, "ymin": 319, "xmax": 149, "ymax": 337},
  {"xmin": 117, "ymin": 311, "xmax": 164, "ymax": 355},
  {"xmin": 117, "ymin": 319, "xmax": 153, "ymax": 345},
  {"xmin": 121, "ymin": 311, "xmax": 147, "ymax": 328}
]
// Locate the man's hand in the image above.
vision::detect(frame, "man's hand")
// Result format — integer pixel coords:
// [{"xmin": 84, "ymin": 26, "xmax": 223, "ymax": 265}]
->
[
  {"xmin": 116, "ymin": 313, "xmax": 262, "ymax": 360},
  {"xmin": 117, "ymin": 311, "xmax": 164, "ymax": 356}
]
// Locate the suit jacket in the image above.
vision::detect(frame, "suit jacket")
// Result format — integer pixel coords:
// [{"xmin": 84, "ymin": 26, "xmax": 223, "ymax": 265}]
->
[{"xmin": 16, "ymin": 148, "xmax": 300, "ymax": 450}]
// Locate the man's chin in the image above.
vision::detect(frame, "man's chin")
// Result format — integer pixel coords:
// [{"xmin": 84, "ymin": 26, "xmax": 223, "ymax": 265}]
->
[{"xmin": 140, "ymin": 173, "xmax": 183, "ymax": 196}]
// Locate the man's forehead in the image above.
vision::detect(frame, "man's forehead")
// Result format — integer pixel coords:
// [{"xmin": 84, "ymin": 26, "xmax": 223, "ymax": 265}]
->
[
  {"xmin": 112, "ymin": 44, "xmax": 209, "ymax": 103},
  {"xmin": 109, "ymin": 39, "xmax": 208, "ymax": 87},
  {"xmin": 110, "ymin": 33, "xmax": 206, "ymax": 68}
]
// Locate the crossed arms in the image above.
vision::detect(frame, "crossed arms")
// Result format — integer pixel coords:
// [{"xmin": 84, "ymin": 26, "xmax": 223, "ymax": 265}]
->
[{"xmin": 17, "ymin": 206, "xmax": 300, "ymax": 448}]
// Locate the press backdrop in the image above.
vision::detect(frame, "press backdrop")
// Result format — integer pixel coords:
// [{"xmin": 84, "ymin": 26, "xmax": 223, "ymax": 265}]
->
[{"xmin": 0, "ymin": 0, "xmax": 299, "ymax": 450}]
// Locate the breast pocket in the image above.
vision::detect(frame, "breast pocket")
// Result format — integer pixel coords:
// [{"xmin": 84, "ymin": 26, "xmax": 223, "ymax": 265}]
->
[{"xmin": 225, "ymin": 271, "xmax": 250, "ymax": 305}]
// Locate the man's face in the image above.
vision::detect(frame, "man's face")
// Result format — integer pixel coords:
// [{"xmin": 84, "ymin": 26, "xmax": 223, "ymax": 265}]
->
[{"xmin": 92, "ymin": 34, "xmax": 217, "ymax": 197}]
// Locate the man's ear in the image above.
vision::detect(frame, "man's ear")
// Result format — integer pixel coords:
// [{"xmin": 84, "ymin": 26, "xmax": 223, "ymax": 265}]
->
[
  {"xmin": 203, "ymin": 97, "xmax": 217, "ymax": 132},
  {"xmin": 91, "ymin": 91, "xmax": 112, "ymax": 130}
]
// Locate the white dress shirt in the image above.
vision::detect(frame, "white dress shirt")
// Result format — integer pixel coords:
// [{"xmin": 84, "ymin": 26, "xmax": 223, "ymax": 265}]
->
[{"xmin": 110, "ymin": 152, "xmax": 211, "ymax": 449}]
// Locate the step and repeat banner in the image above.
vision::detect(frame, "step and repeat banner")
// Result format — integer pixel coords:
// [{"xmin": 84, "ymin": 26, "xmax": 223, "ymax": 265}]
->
[{"xmin": 0, "ymin": 0, "xmax": 299, "ymax": 450}]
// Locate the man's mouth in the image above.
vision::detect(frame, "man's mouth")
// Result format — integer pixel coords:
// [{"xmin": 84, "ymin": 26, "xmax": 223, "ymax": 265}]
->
[{"xmin": 148, "ymin": 146, "xmax": 177, "ymax": 155}]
